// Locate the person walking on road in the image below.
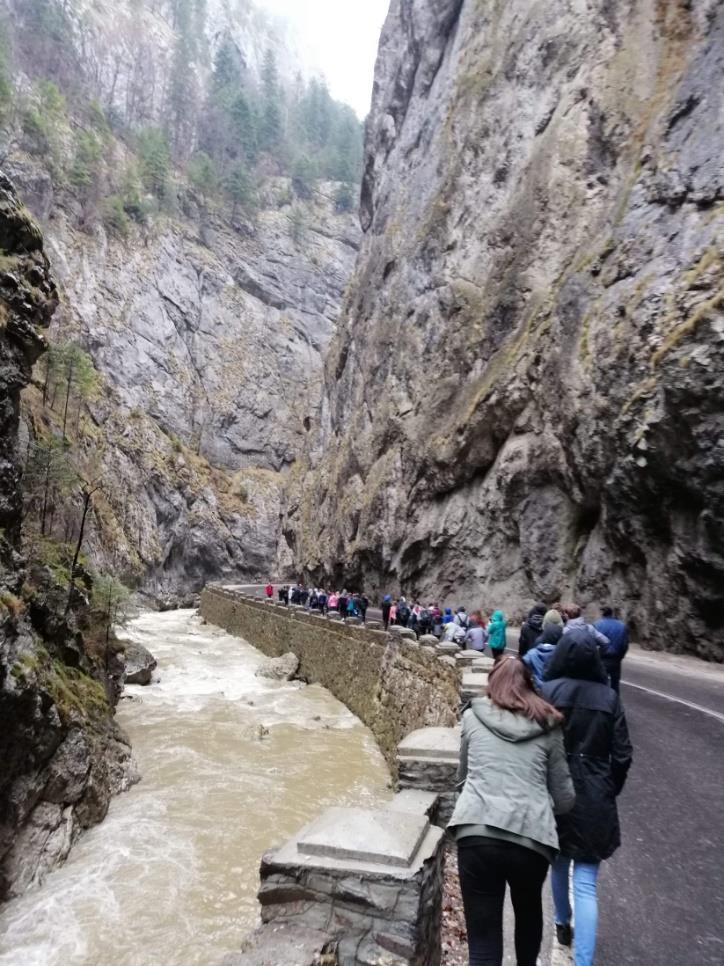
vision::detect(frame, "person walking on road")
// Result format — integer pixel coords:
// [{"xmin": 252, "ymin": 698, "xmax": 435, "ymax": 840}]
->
[
  {"xmin": 594, "ymin": 606, "xmax": 629, "ymax": 693},
  {"xmin": 455, "ymin": 606, "xmax": 470, "ymax": 631},
  {"xmin": 523, "ymin": 621, "xmax": 563, "ymax": 689},
  {"xmin": 396, "ymin": 597, "xmax": 411, "ymax": 627},
  {"xmin": 541, "ymin": 609, "xmax": 564, "ymax": 635},
  {"xmin": 449, "ymin": 657, "xmax": 575, "ymax": 966},
  {"xmin": 487, "ymin": 610, "xmax": 508, "ymax": 662},
  {"xmin": 542, "ymin": 632, "xmax": 633, "ymax": 966},
  {"xmin": 381, "ymin": 594, "xmax": 392, "ymax": 629},
  {"xmin": 518, "ymin": 603, "xmax": 546, "ymax": 657},
  {"xmin": 563, "ymin": 605, "xmax": 609, "ymax": 648},
  {"xmin": 465, "ymin": 616, "xmax": 488, "ymax": 652},
  {"xmin": 265, "ymin": 581, "xmax": 274, "ymax": 600}
]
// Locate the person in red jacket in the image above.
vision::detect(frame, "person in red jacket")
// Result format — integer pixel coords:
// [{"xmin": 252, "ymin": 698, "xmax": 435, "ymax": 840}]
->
[{"xmin": 264, "ymin": 582, "xmax": 274, "ymax": 599}]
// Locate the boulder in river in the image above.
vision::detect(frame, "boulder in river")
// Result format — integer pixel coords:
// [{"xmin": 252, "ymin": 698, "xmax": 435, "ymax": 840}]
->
[
  {"xmin": 255, "ymin": 653, "xmax": 300, "ymax": 681},
  {"xmin": 122, "ymin": 641, "xmax": 158, "ymax": 686}
]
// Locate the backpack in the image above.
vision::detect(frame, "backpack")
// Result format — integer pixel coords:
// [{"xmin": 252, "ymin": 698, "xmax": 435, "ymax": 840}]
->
[{"xmin": 397, "ymin": 603, "xmax": 410, "ymax": 622}]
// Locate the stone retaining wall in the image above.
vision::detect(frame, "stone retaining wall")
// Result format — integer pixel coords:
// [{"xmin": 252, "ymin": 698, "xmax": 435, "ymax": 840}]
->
[{"xmin": 200, "ymin": 586, "xmax": 460, "ymax": 772}]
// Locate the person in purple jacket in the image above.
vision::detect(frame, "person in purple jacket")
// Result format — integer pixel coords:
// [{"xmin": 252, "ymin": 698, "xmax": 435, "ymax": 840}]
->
[{"xmin": 593, "ymin": 606, "xmax": 629, "ymax": 693}]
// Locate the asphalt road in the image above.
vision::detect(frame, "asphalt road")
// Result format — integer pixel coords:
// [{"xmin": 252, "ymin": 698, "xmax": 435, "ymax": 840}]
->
[
  {"xmin": 593, "ymin": 656, "xmax": 724, "ymax": 966},
  {"xmin": 226, "ymin": 586, "xmax": 724, "ymax": 963}
]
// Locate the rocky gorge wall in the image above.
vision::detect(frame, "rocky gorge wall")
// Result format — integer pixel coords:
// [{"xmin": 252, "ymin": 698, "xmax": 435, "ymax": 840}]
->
[
  {"xmin": 284, "ymin": 0, "xmax": 724, "ymax": 660},
  {"xmin": 199, "ymin": 586, "xmax": 460, "ymax": 770},
  {"xmin": 0, "ymin": 0, "xmax": 360, "ymax": 600},
  {"xmin": 0, "ymin": 174, "xmax": 135, "ymax": 902}
]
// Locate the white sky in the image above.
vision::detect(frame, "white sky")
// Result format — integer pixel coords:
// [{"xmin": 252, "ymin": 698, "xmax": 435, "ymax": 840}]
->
[{"xmin": 258, "ymin": 0, "xmax": 390, "ymax": 117}]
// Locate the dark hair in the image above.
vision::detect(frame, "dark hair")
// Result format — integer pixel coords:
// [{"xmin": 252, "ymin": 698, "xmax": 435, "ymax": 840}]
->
[
  {"xmin": 566, "ymin": 604, "xmax": 582, "ymax": 620},
  {"xmin": 601, "ymin": 606, "xmax": 614, "ymax": 618},
  {"xmin": 488, "ymin": 657, "xmax": 563, "ymax": 726}
]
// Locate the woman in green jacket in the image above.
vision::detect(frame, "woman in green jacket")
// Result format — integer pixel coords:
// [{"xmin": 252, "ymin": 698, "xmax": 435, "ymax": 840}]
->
[
  {"xmin": 449, "ymin": 657, "xmax": 575, "ymax": 966},
  {"xmin": 487, "ymin": 609, "xmax": 508, "ymax": 662}
]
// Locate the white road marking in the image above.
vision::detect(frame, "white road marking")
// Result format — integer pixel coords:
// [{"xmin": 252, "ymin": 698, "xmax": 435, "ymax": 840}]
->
[{"xmin": 622, "ymin": 681, "xmax": 724, "ymax": 724}]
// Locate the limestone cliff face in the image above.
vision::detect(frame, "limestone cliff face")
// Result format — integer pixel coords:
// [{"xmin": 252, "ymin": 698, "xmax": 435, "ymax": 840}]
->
[
  {"xmin": 13, "ymin": 162, "xmax": 357, "ymax": 597},
  {"xmin": 285, "ymin": 0, "xmax": 724, "ymax": 660},
  {"xmin": 1, "ymin": 0, "xmax": 360, "ymax": 597},
  {"xmin": 0, "ymin": 174, "xmax": 135, "ymax": 901}
]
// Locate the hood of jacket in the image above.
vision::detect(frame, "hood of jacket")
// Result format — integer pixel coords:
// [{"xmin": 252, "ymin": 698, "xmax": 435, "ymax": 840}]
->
[
  {"xmin": 490, "ymin": 609, "xmax": 506, "ymax": 625},
  {"xmin": 538, "ymin": 624, "xmax": 563, "ymax": 646},
  {"xmin": 470, "ymin": 697, "xmax": 549, "ymax": 742},
  {"xmin": 526, "ymin": 612, "xmax": 544, "ymax": 632},
  {"xmin": 543, "ymin": 631, "xmax": 608, "ymax": 683}
]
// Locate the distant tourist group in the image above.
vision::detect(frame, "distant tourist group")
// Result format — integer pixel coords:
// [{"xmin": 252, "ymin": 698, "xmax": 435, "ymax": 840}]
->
[
  {"xmin": 264, "ymin": 580, "xmax": 632, "ymax": 966},
  {"xmin": 268, "ymin": 583, "xmax": 370, "ymax": 621}
]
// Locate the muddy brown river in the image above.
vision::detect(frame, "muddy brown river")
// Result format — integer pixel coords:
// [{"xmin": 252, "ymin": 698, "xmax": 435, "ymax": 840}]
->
[{"xmin": 0, "ymin": 610, "xmax": 391, "ymax": 965}]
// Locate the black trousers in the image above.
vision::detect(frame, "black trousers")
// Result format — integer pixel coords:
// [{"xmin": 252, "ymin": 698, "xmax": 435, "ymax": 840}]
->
[
  {"xmin": 457, "ymin": 837, "xmax": 549, "ymax": 966},
  {"xmin": 606, "ymin": 662, "xmax": 622, "ymax": 693}
]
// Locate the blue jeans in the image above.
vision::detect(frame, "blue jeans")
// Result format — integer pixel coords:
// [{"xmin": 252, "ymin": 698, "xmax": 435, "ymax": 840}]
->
[{"xmin": 551, "ymin": 857, "xmax": 600, "ymax": 966}]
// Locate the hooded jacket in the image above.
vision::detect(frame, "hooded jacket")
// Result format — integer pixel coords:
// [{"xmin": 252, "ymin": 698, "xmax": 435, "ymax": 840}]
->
[
  {"xmin": 563, "ymin": 615, "xmax": 609, "ymax": 648},
  {"xmin": 518, "ymin": 605, "xmax": 546, "ymax": 657},
  {"xmin": 523, "ymin": 640, "xmax": 558, "ymax": 688},
  {"xmin": 449, "ymin": 698, "xmax": 575, "ymax": 859},
  {"xmin": 487, "ymin": 610, "xmax": 507, "ymax": 651},
  {"xmin": 542, "ymin": 632, "xmax": 633, "ymax": 862}
]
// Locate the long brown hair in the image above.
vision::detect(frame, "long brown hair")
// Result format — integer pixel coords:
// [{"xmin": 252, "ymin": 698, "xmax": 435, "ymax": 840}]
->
[{"xmin": 487, "ymin": 656, "xmax": 563, "ymax": 727}]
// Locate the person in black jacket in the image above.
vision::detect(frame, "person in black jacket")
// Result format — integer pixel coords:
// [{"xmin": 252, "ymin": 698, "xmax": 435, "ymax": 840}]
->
[
  {"xmin": 542, "ymin": 631, "xmax": 633, "ymax": 965},
  {"xmin": 518, "ymin": 603, "xmax": 547, "ymax": 657}
]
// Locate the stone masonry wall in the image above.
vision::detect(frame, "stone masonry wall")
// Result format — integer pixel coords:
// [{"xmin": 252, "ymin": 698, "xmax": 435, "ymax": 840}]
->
[{"xmin": 199, "ymin": 587, "xmax": 460, "ymax": 772}]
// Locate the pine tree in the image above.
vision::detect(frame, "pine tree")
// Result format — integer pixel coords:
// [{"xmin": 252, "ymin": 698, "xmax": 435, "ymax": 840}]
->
[
  {"xmin": 211, "ymin": 36, "xmax": 242, "ymax": 93},
  {"xmin": 137, "ymin": 128, "xmax": 171, "ymax": 198},
  {"xmin": 229, "ymin": 93, "xmax": 258, "ymax": 162},
  {"xmin": 24, "ymin": 436, "xmax": 77, "ymax": 536},
  {"xmin": 225, "ymin": 163, "xmax": 256, "ymax": 218},
  {"xmin": 187, "ymin": 151, "xmax": 218, "ymax": 201},
  {"xmin": 259, "ymin": 48, "xmax": 283, "ymax": 153}
]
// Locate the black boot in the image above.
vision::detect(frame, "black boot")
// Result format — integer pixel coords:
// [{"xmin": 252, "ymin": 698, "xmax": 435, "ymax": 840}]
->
[{"xmin": 556, "ymin": 923, "xmax": 573, "ymax": 947}]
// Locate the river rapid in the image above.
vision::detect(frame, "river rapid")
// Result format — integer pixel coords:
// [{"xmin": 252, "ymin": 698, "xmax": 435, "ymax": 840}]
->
[{"xmin": 0, "ymin": 610, "xmax": 391, "ymax": 965}]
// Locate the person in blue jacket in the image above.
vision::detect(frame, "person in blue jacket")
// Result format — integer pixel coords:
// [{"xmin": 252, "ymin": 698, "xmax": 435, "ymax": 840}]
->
[
  {"xmin": 594, "ymin": 606, "xmax": 629, "ymax": 693},
  {"xmin": 523, "ymin": 622, "xmax": 563, "ymax": 688}
]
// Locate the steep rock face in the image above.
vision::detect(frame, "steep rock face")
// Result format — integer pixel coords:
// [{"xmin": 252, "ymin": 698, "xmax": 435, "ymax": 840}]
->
[
  {"xmin": 1, "ymin": 0, "xmax": 360, "ymax": 596},
  {"xmin": 12, "ymin": 159, "xmax": 358, "ymax": 596},
  {"xmin": 0, "ymin": 174, "xmax": 135, "ymax": 900},
  {"xmin": 285, "ymin": 0, "xmax": 724, "ymax": 660}
]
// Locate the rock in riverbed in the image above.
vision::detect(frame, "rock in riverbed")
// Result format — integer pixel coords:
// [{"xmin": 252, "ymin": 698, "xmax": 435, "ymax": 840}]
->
[
  {"xmin": 255, "ymin": 653, "xmax": 300, "ymax": 681},
  {"xmin": 122, "ymin": 641, "xmax": 158, "ymax": 686}
]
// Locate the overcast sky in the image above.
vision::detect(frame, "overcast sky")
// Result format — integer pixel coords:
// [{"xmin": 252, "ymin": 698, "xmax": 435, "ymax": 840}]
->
[{"xmin": 259, "ymin": 0, "xmax": 390, "ymax": 117}]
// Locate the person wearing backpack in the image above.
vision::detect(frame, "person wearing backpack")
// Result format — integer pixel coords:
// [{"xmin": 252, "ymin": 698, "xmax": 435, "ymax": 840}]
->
[
  {"xmin": 396, "ymin": 597, "xmax": 411, "ymax": 628},
  {"xmin": 455, "ymin": 606, "xmax": 470, "ymax": 631},
  {"xmin": 519, "ymin": 603, "xmax": 547, "ymax": 657},
  {"xmin": 418, "ymin": 605, "xmax": 434, "ymax": 636}
]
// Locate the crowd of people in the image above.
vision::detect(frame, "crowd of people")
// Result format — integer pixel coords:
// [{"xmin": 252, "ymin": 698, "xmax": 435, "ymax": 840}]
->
[
  {"xmin": 451, "ymin": 602, "xmax": 632, "ymax": 966},
  {"xmin": 267, "ymin": 582, "xmax": 370, "ymax": 621},
  {"xmin": 264, "ymin": 579, "xmax": 633, "ymax": 966}
]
